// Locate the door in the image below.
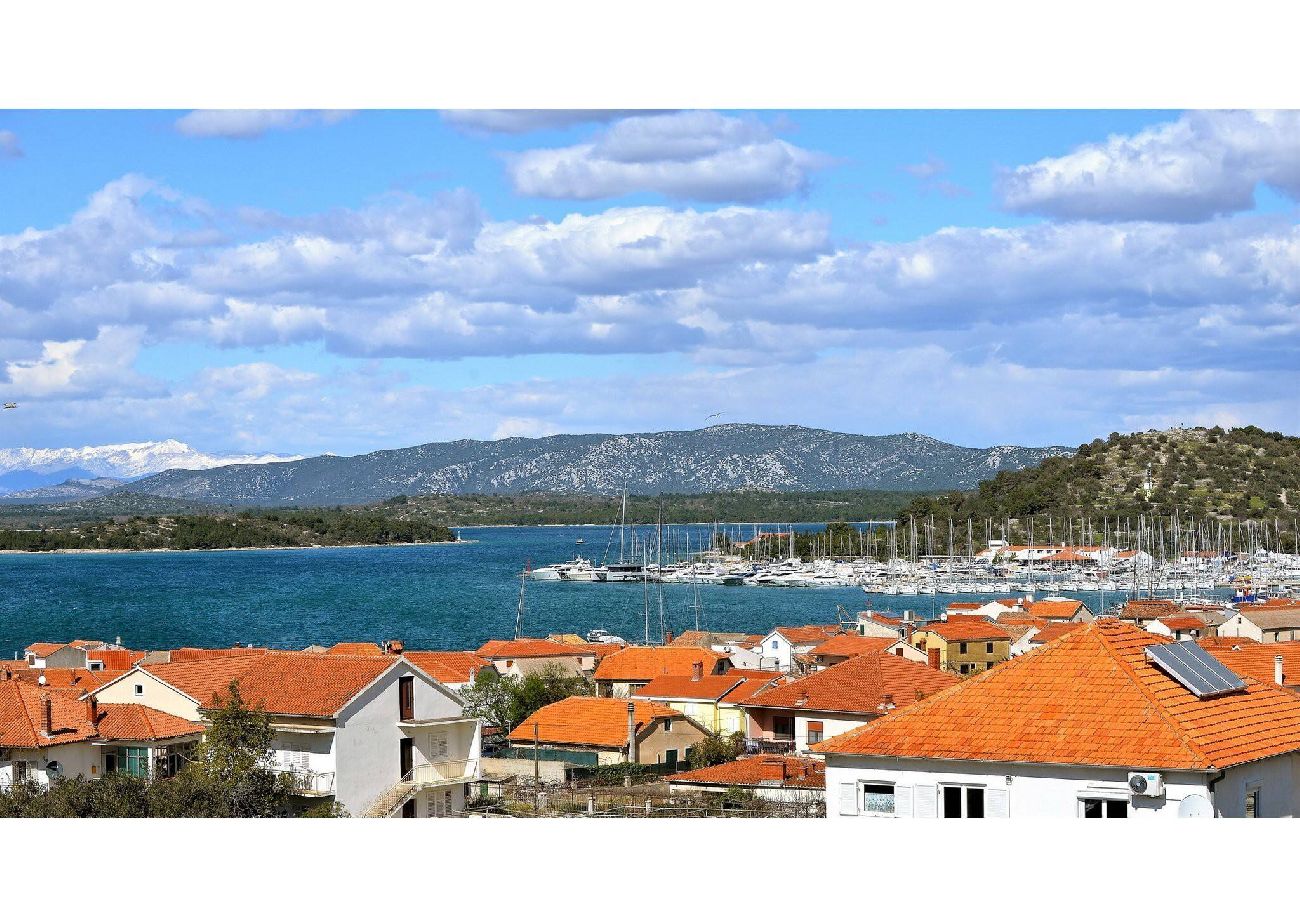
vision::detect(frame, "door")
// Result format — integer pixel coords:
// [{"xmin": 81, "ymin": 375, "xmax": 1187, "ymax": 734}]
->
[
  {"xmin": 401, "ymin": 798, "xmax": 416, "ymax": 818},
  {"xmin": 665, "ymin": 748, "xmax": 678, "ymax": 770},
  {"xmin": 400, "ymin": 737, "xmax": 414, "ymax": 778}
]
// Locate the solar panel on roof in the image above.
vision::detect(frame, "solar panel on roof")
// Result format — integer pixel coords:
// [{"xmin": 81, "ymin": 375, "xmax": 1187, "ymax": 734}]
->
[{"xmin": 1146, "ymin": 642, "xmax": 1247, "ymax": 698}]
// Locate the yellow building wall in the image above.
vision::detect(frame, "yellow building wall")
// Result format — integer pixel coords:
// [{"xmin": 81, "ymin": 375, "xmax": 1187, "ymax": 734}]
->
[
  {"xmin": 912, "ymin": 631, "xmax": 1010, "ymax": 676},
  {"xmin": 93, "ymin": 671, "xmax": 202, "ymax": 720}
]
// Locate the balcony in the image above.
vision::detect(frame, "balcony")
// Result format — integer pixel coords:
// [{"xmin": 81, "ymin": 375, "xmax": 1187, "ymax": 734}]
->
[
  {"xmin": 275, "ymin": 768, "xmax": 336, "ymax": 796},
  {"xmin": 405, "ymin": 759, "xmax": 479, "ymax": 786}
]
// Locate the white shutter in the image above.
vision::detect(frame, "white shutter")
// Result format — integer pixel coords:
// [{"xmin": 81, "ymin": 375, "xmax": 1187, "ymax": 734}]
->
[
  {"xmin": 986, "ymin": 788, "xmax": 1009, "ymax": 817},
  {"xmin": 915, "ymin": 784, "xmax": 937, "ymax": 818},
  {"xmin": 895, "ymin": 785, "xmax": 913, "ymax": 817},
  {"xmin": 839, "ymin": 782, "xmax": 859, "ymax": 815}
]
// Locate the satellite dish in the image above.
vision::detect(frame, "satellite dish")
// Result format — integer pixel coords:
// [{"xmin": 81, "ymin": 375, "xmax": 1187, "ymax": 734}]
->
[
  {"xmin": 45, "ymin": 760, "xmax": 62, "ymax": 779},
  {"xmin": 1178, "ymin": 794, "xmax": 1214, "ymax": 818}
]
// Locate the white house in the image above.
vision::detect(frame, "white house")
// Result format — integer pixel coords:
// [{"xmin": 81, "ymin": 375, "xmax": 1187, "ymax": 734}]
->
[
  {"xmin": 819, "ymin": 620, "xmax": 1300, "ymax": 818},
  {"xmin": 1218, "ymin": 608, "xmax": 1300, "ymax": 644},
  {"xmin": 92, "ymin": 650, "xmax": 481, "ymax": 818},
  {"xmin": 755, "ymin": 625, "xmax": 842, "ymax": 673}
]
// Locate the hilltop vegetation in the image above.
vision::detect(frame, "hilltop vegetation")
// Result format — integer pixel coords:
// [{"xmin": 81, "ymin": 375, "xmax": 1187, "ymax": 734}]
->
[
  {"xmin": 0, "ymin": 508, "xmax": 455, "ymax": 552},
  {"xmin": 902, "ymin": 426, "xmax": 1300, "ymax": 524}
]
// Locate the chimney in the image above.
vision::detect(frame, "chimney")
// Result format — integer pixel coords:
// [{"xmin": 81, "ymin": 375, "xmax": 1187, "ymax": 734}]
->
[
  {"xmin": 691, "ymin": 661, "xmax": 703, "ymax": 682},
  {"xmin": 86, "ymin": 696, "xmax": 99, "ymax": 725},
  {"xmin": 904, "ymin": 621, "xmax": 914, "ymax": 642},
  {"xmin": 763, "ymin": 757, "xmax": 787, "ymax": 781},
  {"xmin": 626, "ymin": 702, "xmax": 638, "ymax": 764},
  {"xmin": 883, "ymin": 692, "xmax": 894, "ymax": 709},
  {"xmin": 1275, "ymin": 655, "xmax": 1285, "ymax": 686},
  {"xmin": 41, "ymin": 695, "xmax": 53, "ymax": 736}
]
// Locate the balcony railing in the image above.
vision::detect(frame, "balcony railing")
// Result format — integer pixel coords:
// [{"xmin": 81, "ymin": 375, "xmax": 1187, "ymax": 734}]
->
[
  {"xmin": 404, "ymin": 759, "xmax": 479, "ymax": 785},
  {"xmin": 275, "ymin": 767, "xmax": 337, "ymax": 795}
]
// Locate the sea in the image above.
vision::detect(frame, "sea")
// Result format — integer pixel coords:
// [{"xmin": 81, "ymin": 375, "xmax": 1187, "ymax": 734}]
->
[{"xmin": 0, "ymin": 522, "xmax": 1213, "ymax": 658}]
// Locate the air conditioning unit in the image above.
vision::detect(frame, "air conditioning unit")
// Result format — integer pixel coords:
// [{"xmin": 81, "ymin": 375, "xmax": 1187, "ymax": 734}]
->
[{"xmin": 1127, "ymin": 772, "xmax": 1165, "ymax": 797}]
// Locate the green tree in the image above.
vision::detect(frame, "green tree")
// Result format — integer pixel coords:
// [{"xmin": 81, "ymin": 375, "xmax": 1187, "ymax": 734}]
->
[{"xmin": 688, "ymin": 731, "xmax": 746, "ymax": 769}]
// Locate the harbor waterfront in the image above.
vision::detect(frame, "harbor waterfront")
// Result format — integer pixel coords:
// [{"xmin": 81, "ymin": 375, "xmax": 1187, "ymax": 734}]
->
[{"xmin": 0, "ymin": 522, "xmax": 1250, "ymax": 658}]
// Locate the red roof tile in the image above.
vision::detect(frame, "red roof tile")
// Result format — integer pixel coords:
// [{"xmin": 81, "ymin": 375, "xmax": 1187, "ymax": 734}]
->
[
  {"xmin": 508, "ymin": 696, "xmax": 686, "ymax": 749},
  {"xmin": 811, "ymin": 634, "xmax": 899, "ymax": 660},
  {"xmin": 740, "ymin": 652, "xmax": 959, "ymax": 714},
  {"xmin": 194, "ymin": 653, "xmax": 398, "ymax": 717},
  {"xmin": 477, "ymin": 638, "xmax": 616, "ymax": 660},
  {"xmin": 595, "ymin": 647, "xmax": 726, "ymax": 682},
  {"xmin": 1200, "ymin": 638, "xmax": 1300, "ymax": 688},
  {"xmin": 817, "ymin": 620, "xmax": 1300, "ymax": 769},
  {"xmin": 1024, "ymin": 600, "xmax": 1084, "ymax": 619},
  {"xmin": 95, "ymin": 704, "xmax": 204, "ymax": 741},
  {"xmin": 1030, "ymin": 622, "xmax": 1086, "ymax": 644},
  {"xmin": 773, "ymin": 625, "xmax": 843, "ymax": 645},
  {"xmin": 665, "ymin": 754, "xmax": 825, "ymax": 789},
  {"xmin": 0, "ymin": 681, "xmax": 98, "ymax": 748},
  {"xmin": 634, "ymin": 675, "xmax": 750, "ymax": 702},
  {"xmin": 404, "ymin": 651, "xmax": 486, "ymax": 684}
]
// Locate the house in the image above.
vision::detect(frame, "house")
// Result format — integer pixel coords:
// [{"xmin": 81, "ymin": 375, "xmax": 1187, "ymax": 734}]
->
[
  {"xmin": 1218, "ymin": 607, "xmax": 1300, "ymax": 644},
  {"xmin": 808, "ymin": 633, "xmax": 926, "ymax": 669},
  {"xmin": 507, "ymin": 696, "xmax": 710, "ymax": 769},
  {"xmin": 1117, "ymin": 599, "xmax": 1181, "ymax": 626},
  {"xmin": 477, "ymin": 638, "xmax": 615, "ymax": 677},
  {"xmin": 910, "ymin": 619, "xmax": 1012, "ymax": 675},
  {"xmin": 594, "ymin": 646, "xmax": 729, "ymax": 697},
  {"xmin": 996, "ymin": 618, "xmax": 1046, "ymax": 657},
  {"xmin": 1023, "ymin": 598, "xmax": 1093, "ymax": 623},
  {"xmin": 856, "ymin": 611, "xmax": 909, "ymax": 640},
  {"xmin": 23, "ymin": 639, "xmax": 125, "ymax": 670},
  {"xmin": 738, "ymin": 652, "xmax": 959, "ymax": 754},
  {"xmin": 634, "ymin": 664, "xmax": 774, "ymax": 735},
  {"xmin": 756, "ymin": 625, "xmax": 844, "ymax": 672},
  {"xmin": 819, "ymin": 620, "xmax": 1300, "ymax": 818},
  {"xmin": 91, "ymin": 652, "xmax": 481, "ymax": 818},
  {"xmin": 1200, "ymin": 638, "xmax": 1300, "ymax": 691},
  {"xmin": 0, "ymin": 679, "xmax": 203, "ymax": 790},
  {"xmin": 669, "ymin": 631, "xmax": 766, "ymax": 669},
  {"xmin": 665, "ymin": 754, "xmax": 825, "ymax": 803},
  {"xmin": 1148, "ymin": 615, "xmax": 1210, "ymax": 641}
]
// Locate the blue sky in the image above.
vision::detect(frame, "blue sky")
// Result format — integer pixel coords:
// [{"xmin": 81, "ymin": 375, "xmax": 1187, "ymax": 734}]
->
[{"xmin": 0, "ymin": 109, "xmax": 1297, "ymax": 456}]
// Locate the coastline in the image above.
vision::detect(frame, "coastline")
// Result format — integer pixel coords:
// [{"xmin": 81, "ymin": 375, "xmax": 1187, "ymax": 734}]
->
[{"xmin": 0, "ymin": 539, "xmax": 468, "ymax": 556}]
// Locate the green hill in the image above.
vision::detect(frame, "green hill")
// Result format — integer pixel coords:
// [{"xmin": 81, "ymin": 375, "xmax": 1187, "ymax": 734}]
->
[{"xmin": 902, "ymin": 426, "xmax": 1299, "ymax": 524}]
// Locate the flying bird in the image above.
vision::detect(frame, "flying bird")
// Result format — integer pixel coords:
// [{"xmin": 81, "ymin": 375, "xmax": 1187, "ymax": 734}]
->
[
  {"xmin": 706, "ymin": 412, "xmax": 723, "ymax": 420},
  {"xmin": 2, "ymin": 402, "xmax": 15, "ymax": 410}
]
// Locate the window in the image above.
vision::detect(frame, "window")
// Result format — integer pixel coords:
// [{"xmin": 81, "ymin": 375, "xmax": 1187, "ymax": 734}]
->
[
  {"xmin": 1245, "ymin": 787, "xmax": 1260, "ymax": 818},
  {"xmin": 773, "ymin": 716, "xmax": 795, "ymax": 741},
  {"xmin": 113, "ymin": 746, "xmax": 152, "ymax": 778},
  {"xmin": 1080, "ymin": 797, "xmax": 1128, "ymax": 818},
  {"xmin": 771, "ymin": 640, "xmax": 780, "ymax": 650},
  {"xmin": 959, "ymin": 642, "xmax": 968, "ymax": 654},
  {"xmin": 663, "ymin": 719, "xmax": 673, "ymax": 732},
  {"xmin": 959, "ymin": 663, "xmax": 972, "ymax": 675},
  {"xmin": 807, "ymin": 721, "xmax": 824, "ymax": 745},
  {"xmin": 862, "ymin": 783, "xmax": 895, "ymax": 815},
  {"xmin": 985, "ymin": 642, "xmax": 994, "ymax": 653},
  {"xmin": 133, "ymin": 684, "xmax": 144, "ymax": 696},
  {"xmin": 398, "ymin": 675, "xmax": 415, "ymax": 721},
  {"xmin": 88, "ymin": 660, "xmax": 104, "ymax": 672},
  {"xmin": 941, "ymin": 784, "xmax": 985, "ymax": 818}
]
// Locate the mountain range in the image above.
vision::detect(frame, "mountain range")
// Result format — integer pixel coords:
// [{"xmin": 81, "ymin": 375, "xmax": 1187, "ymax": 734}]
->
[{"xmin": 112, "ymin": 425, "xmax": 1072, "ymax": 507}]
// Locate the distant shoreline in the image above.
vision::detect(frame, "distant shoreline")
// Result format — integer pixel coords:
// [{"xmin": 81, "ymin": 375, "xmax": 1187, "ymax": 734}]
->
[{"xmin": 0, "ymin": 539, "xmax": 466, "ymax": 556}]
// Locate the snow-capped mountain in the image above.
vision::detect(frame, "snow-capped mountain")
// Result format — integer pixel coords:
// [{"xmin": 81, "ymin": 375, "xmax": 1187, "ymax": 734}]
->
[{"xmin": 0, "ymin": 440, "xmax": 302, "ymax": 484}]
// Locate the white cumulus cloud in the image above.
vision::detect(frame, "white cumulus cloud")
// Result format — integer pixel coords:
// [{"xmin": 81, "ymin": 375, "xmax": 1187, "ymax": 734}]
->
[{"xmin": 174, "ymin": 110, "xmax": 353, "ymax": 139}]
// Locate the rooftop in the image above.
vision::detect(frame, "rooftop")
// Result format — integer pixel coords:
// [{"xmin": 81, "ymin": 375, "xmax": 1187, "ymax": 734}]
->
[
  {"xmin": 404, "ymin": 651, "xmax": 486, "ymax": 684},
  {"xmin": 921, "ymin": 619, "xmax": 1011, "ymax": 642},
  {"xmin": 477, "ymin": 638, "xmax": 616, "ymax": 660},
  {"xmin": 508, "ymin": 696, "xmax": 682, "ymax": 749},
  {"xmin": 595, "ymin": 646, "xmax": 725, "ymax": 682},
  {"xmin": 634, "ymin": 674, "xmax": 752, "ymax": 702},
  {"xmin": 811, "ymin": 634, "xmax": 899, "ymax": 660},
  {"xmin": 740, "ymin": 651, "xmax": 959, "ymax": 714},
  {"xmin": 815, "ymin": 620, "xmax": 1300, "ymax": 770},
  {"xmin": 665, "ymin": 754, "xmax": 825, "ymax": 789}
]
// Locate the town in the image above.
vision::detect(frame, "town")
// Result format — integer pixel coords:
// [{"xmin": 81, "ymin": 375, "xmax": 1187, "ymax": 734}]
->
[{"xmin": 6, "ymin": 542, "xmax": 1300, "ymax": 819}]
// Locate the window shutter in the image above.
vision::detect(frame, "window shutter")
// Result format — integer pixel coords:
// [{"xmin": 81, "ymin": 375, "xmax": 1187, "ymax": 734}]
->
[
  {"xmin": 839, "ymin": 782, "xmax": 859, "ymax": 815},
  {"xmin": 914, "ymin": 784, "xmax": 937, "ymax": 818},
  {"xmin": 895, "ymin": 785, "xmax": 913, "ymax": 817},
  {"xmin": 986, "ymin": 788, "xmax": 1009, "ymax": 817}
]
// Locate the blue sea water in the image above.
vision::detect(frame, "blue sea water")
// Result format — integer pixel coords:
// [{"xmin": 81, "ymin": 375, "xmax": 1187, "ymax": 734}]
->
[{"xmin": 0, "ymin": 523, "xmax": 1157, "ymax": 658}]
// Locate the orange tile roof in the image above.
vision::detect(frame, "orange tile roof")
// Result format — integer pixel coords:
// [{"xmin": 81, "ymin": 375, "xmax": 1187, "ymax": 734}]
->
[
  {"xmin": 812, "ymin": 634, "xmax": 899, "ymax": 659},
  {"xmin": 1201, "ymin": 639, "xmax": 1300, "ymax": 688},
  {"xmin": 719, "ymin": 676, "xmax": 781, "ymax": 703},
  {"xmin": 816, "ymin": 620, "xmax": 1300, "ymax": 770},
  {"xmin": 95, "ymin": 704, "xmax": 204, "ymax": 741},
  {"xmin": 0, "ymin": 665, "xmax": 117, "ymax": 694},
  {"xmin": 477, "ymin": 638, "xmax": 616, "ymax": 660},
  {"xmin": 404, "ymin": 651, "xmax": 486, "ymax": 684},
  {"xmin": 729, "ymin": 667, "xmax": 787, "ymax": 680},
  {"xmin": 665, "ymin": 754, "xmax": 825, "ymax": 789},
  {"xmin": 325, "ymin": 642, "xmax": 384, "ymax": 656},
  {"xmin": 194, "ymin": 653, "xmax": 398, "ymax": 717},
  {"xmin": 24, "ymin": 642, "xmax": 68, "ymax": 657},
  {"xmin": 740, "ymin": 652, "xmax": 959, "ymax": 714},
  {"xmin": 773, "ymin": 625, "xmax": 843, "ymax": 645},
  {"xmin": 1118, "ymin": 599, "xmax": 1181, "ymax": 620},
  {"xmin": 1024, "ymin": 600, "xmax": 1084, "ymax": 619},
  {"xmin": 167, "ymin": 647, "xmax": 269, "ymax": 663},
  {"xmin": 136, "ymin": 656, "xmax": 264, "ymax": 706},
  {"xmin": 87, "ymin": 649, "xmax": 146, "ymax": 671},
  {"xmin": 921, "ymin": 620, "xmax": 1012, "ymax": 642},
  {"xmin": 508, "ymin": 696, "xmax": 684, "ymax": 749},
  {"xmin": 635, "ymin": 674, "xmax": 750, "ymax": 702},
  {"xmin": 1157, "ymin": 616, "xmax": 1208, "ymax": 631},
  {"xmin": 946, "ymin": 602, "xmax": 982, "ymax": 611},
  {"xmin": 0, "ymin": 681, "xmax": 99, "ymax": 748},
  {"xmin": 1030, "ymin": 622, "xmax": 1086, "ymax": 644},
  {"xmin": 594, "ymin": 646, "xmax": 726, "ymax": 682}
]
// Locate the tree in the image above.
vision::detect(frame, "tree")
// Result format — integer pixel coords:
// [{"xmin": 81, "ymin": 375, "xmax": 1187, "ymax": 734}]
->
[
  {"xmin": 508, "ymin": 663, "xmax": 594, "ymax": 728},
  {"xmin": 687, "ymin": 731, "xmax": 746, "ymax": 769},
  {"xmin": 460, "ymin": 667, "xmax": 515, "ymax": 732}
]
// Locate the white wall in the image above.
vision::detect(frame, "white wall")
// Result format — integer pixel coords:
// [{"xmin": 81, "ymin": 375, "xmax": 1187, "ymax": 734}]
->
[
  {"xmin": 332, "ymin": 660, "xmax": 469, "ymax": 817},
  {"xmin": 0, "ymin": 742, "xmax": 99, "ymax": 787},
  {"xmin": 824, "ymin": 755, "xmax": 1226, "ymax": 818},
  {"xmin": 93, "ymin": 670, "xmax": 201, "ymax": 720}
]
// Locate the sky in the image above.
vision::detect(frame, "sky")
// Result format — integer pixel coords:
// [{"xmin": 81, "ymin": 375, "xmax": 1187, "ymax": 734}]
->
[{"xmin": 0, "ymin": 108, "xmax": 1297, "ymax": 456}]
